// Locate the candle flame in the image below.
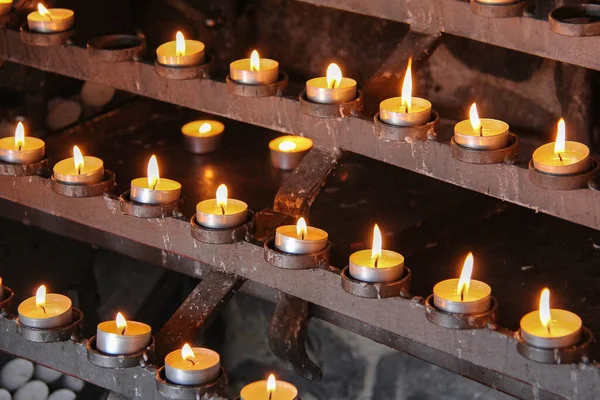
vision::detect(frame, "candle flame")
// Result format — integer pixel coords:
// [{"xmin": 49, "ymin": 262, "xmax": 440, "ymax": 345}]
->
[
  {"xmin": 199, "ymin": 123, "xmax": 212, "ymax": 134},
  {"xmin": 539, "ymin": 288, "xmax": 551, "ymax": 330},
  {"xmin": 554, "ymin": 119, "xmax": 566, "ymax": 155},
  {"xmin": 250, "ymin": 50, "xmax": 260, "ymax": 72},
  {"xmin": 401, "ymin": 57, "xmax": 412, "ymax": 112},
  {"xmin": 469, "ymin": 103, "xmax": 481, "ymax": 133},
  {"xmin": 296, "ymin": 217, "xmax": 307, "ymax": 239},
  {"xmin": 216, "ymin": 184, "xmax": 228, "ymax": 207},
  {"xmin": 116, "ymin": 312, "xmax": 127, "ymax": 330},
  {"xmin": 181, "ymin": 343, "xmax": 195, "ymax": 361},
  {"xmin": 457, "ymin": 252, "xmax": 473, "ymax": 299},
  {"xmin": 326, "ymin": 63, "xmax": 342, "ymax": 90},
  {"xmin": 147, "ymin": 155, "xmax": 159, "ymax": 189},
  {"xmin": 36, "ymin": 285, "xmax": 46, "ymax": 307},
  {"xmin": 15, "ymin": 122, "xmax": 24, "ymax": 149},
  {"xmin": 278, "ymin": 140, "xmax": 297, "ymax": 152},
  {"xmin": 267, "ymin": 374, "xmax": 276, "ymax": 393},
  {"xmin": 37, "ymin": 3, "xmax": 50, "ymax": 17},
  {"xmin": 73, "ymin": 145, "xmax": 84, "ymax": 172},
  {"xmin": 175, "ymin": 31, "xmax": 185, "ymax": 57},
  {"xmin": 371, "ymin": 224, "xmax": 382, "ymax": 260}
]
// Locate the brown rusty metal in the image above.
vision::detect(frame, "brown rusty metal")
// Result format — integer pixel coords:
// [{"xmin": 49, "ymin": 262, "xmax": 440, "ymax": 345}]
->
[
  {"xmin": 155, "ymin": 366, "xmax": 228, "ymax": 399},
  {"xmin": 154, "ymin": 270, "xmax": 244, "ymax": 361},
  {"xmin": 20, "ymin": 23, "xmax": 74, "ymax": 47},
  {"xmin": 424, "ymin": 295, "xmax": 498, "ymax": 330},
  {"xmin": 16, "ymin": 307, "xmax": 83, "ymax": 343},
  {"xmin": 528, "ymin": 159, "xmax": 600, "ymax": 190},
  {"xmin": 51, "ymin": 170, "xmax": 116, "ymax": 198},
  {"xmin": 0, "ymin": 158, "xmax": 49, "ymax": 177},
  {"xmin": 470, "ymin": 0, "xmax": 525, "ymax": 18},
  {"xmin": 549, "ymin": 5, "xmax": 600, "ymax": 37},
  {"xmin": 154, "ymin": 57, "xmax": 213, "ymax": 80},
  {"xmin": 516, "ymin": 328, "xmax": 593, "ymax": 364},
  {"xmin": 373, "ymin": 111, "xmax": 439, "ymax": 142},
  {"xmin": 299, "ymin": 90, "xmax": 363, "ymax": 118},
  {"xmin": 0, "ymin": 285, "xmax": 14, "ymax": 315},
  {"xmin": 340, "ymin": 266, "xmax": 412, "ymax": 299},
  {"xmin": 450, "ymin": 133, "xmax": 519, "ymax": 165},
  {"xmin": 86, "ymin": 336, "xmax": 155, "ymax": 369},
  {"xmin": 87, "ymin": 35, "xmax": 146, "ymax": 62},
  {"xmin": 263, "ymin": 238, "xmax": 331, "ymax": 270},
  {"xmin": 226, "ymin": 72, "xmax": 289, "ymax": 97},
  {"xmin": 190, "ymin": 212, "xmax": 256, "ymax": 244},
  {"xmin": 119, "ymin": 190, "xmax": 181, "ymax": 219}
]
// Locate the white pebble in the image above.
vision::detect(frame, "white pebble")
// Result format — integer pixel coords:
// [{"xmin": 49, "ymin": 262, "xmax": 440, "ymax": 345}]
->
[
  {"xmin": 13, "ymin": 380, "xmax": 48, "ymax": 400},
  {"xmin": 0, "ymin": 359, "xmax": 34, "ymax": 391},
  {"xmin": 47, "ymin": 389, "xmax": 76, "ymax": 400},
  {"xmin": 60, "ymin": 376, "xmax": 84, "ymax": 392},
  {"xmin": 0, "ymin": 388, "xmax": 11, "ymax": 400},
  {"xmin": 33, "ymin": 365, "xmax": 62, "ymax": 384}
]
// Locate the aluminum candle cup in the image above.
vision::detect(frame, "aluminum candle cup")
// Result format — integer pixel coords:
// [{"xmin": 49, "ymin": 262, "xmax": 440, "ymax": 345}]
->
[
  {"xmin": 130, "ymin": 178, "xmax": 181, "ymax": 204},
  {"xmin": 306, "ymin": 77, "xmax": 357, "ymax": 104},
  {"xmin": 520, "ymin": 310, "xmax": 582, "ymax": 348},
  {"xmin": 96, "ymin": 320, "xmax": 151, "ymax": 355},
  {"xmin": 53, "ymin": 156, "xmax": 104, "ymax": 185},
  {"xmin": 164, "ymin": 347, "xmax": 220, "ymax": 385},
  {"xmin": 454, "ymin": 119, "xmax": 510, "ymax": 150},
  {"xmin": 275, "ymin": 225, "xmax": 328, "ymax": 254},
  {"xmin": 379, "ymin": 97, "xmax": 432, "ymax": 127},
  {"xmin": 349, "ymin": 250, "xmax": 404, "ymax": 283},
  {"xmin": 269, "ymin": 136, "xmax": 313, "ymax": 170},
  {"xmin": 433, "ymin": 279, "xmax": 492, "ymax": 314},
  {"xmin": 240, "ymin": 380, "xmax": 298, "ymax": 400},
  {"xmin": 18, "ymin": 294, "xmax": 72, "ymax": 329},
  {"xmin": 0, "ymin": 137, "xmax": 45, "ymax": 164},
  {"xmin": 532, "ymin": 141, "xmax": 590, "ymax": 175},
  {"xmin": 477, "ymin": 0, "xmax": 519, "ymax": 3},
  {"xmin": 181, "ymin": 120, "xmax": 224, "ymax": 154},
  {"xmin": 196, "ymin": 199, "xmax": 248, "ymax": 229},
  {"xmin": 27, "ymin": 8, "xmax": 74, "ymax": 33},
  {"xmin": 230, "ymin": 58, "xmax": 279, "ymax": 85},
  {"xmin": 156, "ymin": 39, "xmax": 205, "ymax": 67}
]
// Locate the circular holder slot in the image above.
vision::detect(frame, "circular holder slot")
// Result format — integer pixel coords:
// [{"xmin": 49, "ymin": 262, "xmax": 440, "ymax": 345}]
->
[
  {"xmin": 86, "ymin": 335, "xmax": 155, "ymax": 368},
  {"xmin": 51, "ymin": 170, "xmax": 116, "ymax": 197},
  {"xmin": 226, "ymin": 71, "xmax": 289, "ymax": 97},
  {"xmin": 451, "ymin": 133, "xmax": 519, "ymax": 164},
  {"xmin": 424, "ymin": 294, "xmax": 497, "ymax": 330},
  {"xmin": 87, "ymin": 34, "xmax": 145, "ymax": 62},
  {"xmin": 119, "ymin": 190, "xmax": 181, "ymax": 219},
  {"xmin": 550, "ymin": 4, "xmax": 600, "ymax": 37},
  {"xmin": 470, "ymin": 0, "xmax": 525, "ymax": 18},
  {"xmin": 374, "ymin": 111, "xmax": 439, "ymax": 142},
  {"xmin": 264, "ymin": 238, "xmax": 331, "ymax": 270},
  {"xmin": 154, "ymin": 56, "xmax": 213, "ymax": 80},
  {"xmin": 516, "ymin": 327, "xmax": 593, "ymax": 364},
  {"xmin": 528, "ymin": 158, "xmax": 599, "ymax": 190},
  {"xmin": 340, "ymin": 266, "xmax": 411, "ymax": 299},
  {"xmin": 0, "ymin": 158, "xmax": 49, "ymax": 177},
  {"xmin": 0, "ymin": 285, "xmax": 15, "ymax": 315},
  {"xmin": 299, "ymin": 90, "xmax": 363, "ymax": 118},
  {"xmin": 20, "ymin": 23, "xmax": 74, "ymax": 47},
  {"xmin": 16, "ymin": 307, "xmax": 83, "ymax": 343},
  {"xmin": 156, "ymin": 366, "xmax": 227, "ymax": 400},
  {"xmin": 190, "ymin": 211, "xmax": 255, "ymax": 244}
]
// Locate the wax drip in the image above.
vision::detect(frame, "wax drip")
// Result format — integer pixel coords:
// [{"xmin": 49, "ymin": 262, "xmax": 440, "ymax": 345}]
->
[
  {"xmin": 220, "ymin": 205, "xmax": 225, "ymax": 215},
  {"xmin": 329, "ymin": 79, "xmax": 337, "ymax": 90},
  {"xmin": 558, "ymin": 153, "xmax": 563, "ymax": 162},
  {"xmin": 373, "ymin": 255, "xmax": 379, "ymax": 269},
  {"xmin": 120, "ymin": 326, "xmax": 127, "ymax": 335},
  {"xmin": 39, "ymin": 305, "xmax": 47, "ymax": 314},
  {"xmin": 479, "ymin": 125, "xmax": 483, "ymax": 137}
]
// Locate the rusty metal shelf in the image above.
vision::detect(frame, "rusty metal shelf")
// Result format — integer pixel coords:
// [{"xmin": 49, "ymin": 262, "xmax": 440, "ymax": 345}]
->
[
  {"xmin": 0, "ymin": 176, "xmax": 598, "ymax": 399},
  {"xmin": 1, "ymin": 29, "xmax": 599, "ymax": 231}
]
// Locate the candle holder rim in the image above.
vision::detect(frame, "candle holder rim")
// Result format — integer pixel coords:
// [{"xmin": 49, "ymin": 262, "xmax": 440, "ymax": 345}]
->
[
  {"xmin": 470, "ymin": 0, "xmax": 525, "ymax": 18},
  {"xmin": 0, "ymin": 285, "xmax": 15, "ymax": 311},
  {"xmin": 51, "ymin": 169, "xmax": 116, "ymax": 197},
  {"xmin": 299, "ymin": 89, "xmax": 363, "ymax": 118},
  {"xmin": 86, "ymin": 335, "xmax": 155, "ymax": 368},
  {"xmin": 373, "ymin": 110, "xmax": 439, "ymax": 142},
  {"xmin": 189, "ymin": 211, "xmax": 255, "ymax": 244},
  {"xmin": 16, "ymin": 307, "xmax": 83, "ymax": 343},
  {"xmin": 87, "ymin": 34, "xmax": 146, "ymax": 62},
  {"xmin": 20, "ymin": 22, "xmax": 75, "ymax": 46},
  {"xmin": 549, "ymin": 4, "xmax": 600, "ymax": 37},
  {"xmin": 424, "ymin": 294, "xmax": 497, "ymax": 330},
  {"xmin": 264, "ymin": 237, "xmax": 331, "ymax": 270},
  {"xmin": 450, "ymin": 133, "xmax": 519, "ymax": 165},
  {"xmin": 528, "ymin": 157, "xmax": 599, "ymax": 190},
  {"xmin": 0, "ymin": 157, "xmax": 49, "ymax": 177},
  {"xmin": 155, "ymin": 365, "xmax": 227, "ymax": 399},
  {"xmin": 226, "ymin": 71, "xmax": 289, "ymax": 97},
  {"xmin": 154, "ymin": 54, "xmax": 213, "ymax": 80},
  {"xmin": 340, "ymin": 265, "xmax": 412, "ymax": 299},
  {"xmin": 119, "ymin": 190, "xmax": 181, "ymax": 218},
  {"xmin": 516, "ymin": 327, "xmax": 593, "ymax": 364}
]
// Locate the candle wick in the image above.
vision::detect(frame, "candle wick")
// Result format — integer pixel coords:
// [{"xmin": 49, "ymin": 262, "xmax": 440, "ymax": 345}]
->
[
  {"xmin": 39, "ymin": 305, "xmax": 47, "ymax": 314},
  {"xmin": 479, "ymin": 125, "xmax": 483, "ymax": 137},
  {"xmin": 77, "ymin": 165, "xmax": 81, "ymax": 175},
  {"xmin": 220, "ymin": 205, "xmax": 225, "ymax": 215},
  {"xmin": 151, "ymin": 181, "xmax": 157, "ymax": 190},
  {"xmin": 120, "ymin": 327, "xmax": 126, "ymax": 335},
  {"xmin": 187, "ymin": 358, "xmax": 195, "ymax": 366},
  {"xmin": 558, "ymin": 153, "xmax": 563, "ymax": 162},
  {"xmin": 373, "ymin": 255, "xmax": 379, "ymax": 269},
  {"xmin": 460, "ymin": 286, "xmax": 465, "ymax": 302},
  {"xmin": 18, "ymin": 144, "xmax": 22, "ymax": 151},
  {"xmin": 329, "ymin": 79, "xmax": 337, "ymax": 89},
  {"xmin": 547, "ymin": 324, "xmax": 551, "ymax": 336},
  {"xmin": 269, "ymin": 392, "xmax": 272, "ymax": 400}
]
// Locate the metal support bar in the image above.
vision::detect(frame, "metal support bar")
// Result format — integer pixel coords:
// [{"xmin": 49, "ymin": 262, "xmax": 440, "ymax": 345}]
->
[{"xmin": 154, "ymin": 270, "xmax": 244, "ymax": 361}]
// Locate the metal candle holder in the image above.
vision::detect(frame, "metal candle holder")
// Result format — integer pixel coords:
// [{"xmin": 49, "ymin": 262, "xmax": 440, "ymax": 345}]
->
[
  {"xmin": 516, "ymin": 327, "xmax": 593, "ymax": 364},
  {"xmin": 0, "ymin": 285, "xmax": 14, "ymax": 315},
  {"xmin": 0, "ymin": 158, "xmax": 49, "ymax": 177},
  {"xmin": 470, "ymin": 0, "xmax": 525, "ymax": 18},
  {"xmin": 299, "ymin": 90, "xmax": 363, "ymax": 118},
  {"xmin": 451, "ymin": 133, "xmax": 519, "ymax": 164},
  {"xmin": 87, "ymin": 34, "xmax": 146, "ymax": 62},
  {"xmin": 549, "ymin": 5, "xmax": 600, "ymax": 37},
  {"xmin": 16, "ymin": 307, "xmax": 83, "ymax": 343},
  {"xmin": 424, "ymin": 294, "xmax": 497, "ymax": 330},
  {"xmin": 154, "ymin": 56, "xmax": 213, "ymax": 80},
  {"xmin": 51, "ymin": 170, "xmax": 116, "ymax": 198},
  {"xmin": 120, "ymin": 190, "xmax": 181, "ymax": 218},
  {"xmin": 226, "ymin": 71, "xmax": 289, "ymax": 97},
  {"xmin": 374, "ymin": 111, "xmax": 439, "ymax": 142},
  {"xmin": 528, "ymin": 158, "xmax": 599, "ymax": 190},
  {"xmin": 264, "ymin": 237, "xmax": 331, "ymax": 270},
  {"xmin": 340, "ymin": 266, "xmax": 411, "ymax": 299},
  {"xmin": 190, "ymin": 211, "xmax": 255, "ymax": 244},
  {"xmin": 20, "ymin": 23, "xmax": 74, "ymax": 47},
  {"xmin": 155, "ymin": 366, "xmax": 227, "ymax": 400},
  {"xmin": 86, "ymin": 335, "xmax": 155, "ymax": 368}
]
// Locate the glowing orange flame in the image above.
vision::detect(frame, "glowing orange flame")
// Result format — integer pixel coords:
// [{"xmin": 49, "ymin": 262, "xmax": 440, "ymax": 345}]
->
[
  {"xmin": 73, "ymin": 145, "xmax": 84, "ymax": 172},
  {"xmin": 469, "ymin": 103, "xmax": 481, "ymax": 133},
  {"xmin": 250, "ymin": 50, "xmax": 260, "ymax": 72},
  {"xmin": 326, "ymin": 63, "xmax": 342, "ymax": 90},
  {"xmin": 278, "ymin": 141, "xmax": 296, "ymax": 152},
  {"xmin": 36, "ymin": 285, "xmax": 46, "ymax": 307},
  {"xmin": 554, "ymin": 119, "xmax": 566, "ymax": 155},
  {"xmin": 267, "ymin": 374, "xmax": 276, "ymax": 393},
  {"xmin": 175, "ymin": 31, "xmax": 185, "ymax": 57},
  {"xmin": 539, "ymin": 288, "xmax": 551, "ymax": 331},
  {"xmin": 37, "ymin": 3, "xmax": 50, "ymax": 17},
  {"xmin": 216, "ymin": 184, "xmax": 228, "ymax": 207},
  {"xmin": 147, "ymin": 155, "xmax": 159, "ymax": 189},
  {"xmin": 15, "ymin": 122, "xmax": 24, "ymax": 149},
  {"xmin": 401, "ymin": 58, "xmax": 412, "ymax": 112},
  {"xmin": 116, "ymin": 312, "xmax": 127, "ymax": 331},
  {"xmin": 181, "ymin": 343, "xmax": 195, "ymax": 361},
  {"xmin": 371, "ymin": 224, "xmax": 382, "ymax": 261},
  {"xmin": 296, "ymin": 217, "xmax": 307, "ymax": 239},
  {"xmin": 457, "ymin": 253, "xmax": 474, "ymax": 299},
  {"xmin": 199, "ymin": 123, "xmax": 212, "ymax": 134}
]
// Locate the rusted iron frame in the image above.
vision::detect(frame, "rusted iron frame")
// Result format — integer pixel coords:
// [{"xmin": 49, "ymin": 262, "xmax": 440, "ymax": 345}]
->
[{"xmin": 0, "ymin": 29, "xmax": 598, "ymax": 230}]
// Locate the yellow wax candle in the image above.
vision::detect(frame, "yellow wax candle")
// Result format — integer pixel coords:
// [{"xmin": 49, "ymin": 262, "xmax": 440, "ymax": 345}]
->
[
  {"xmin": 96, "ymin": 312, "xmax": 151, "ymax": 355},
  {"xmin": 0, "ymin": 0, "xmax": 12, "ymax": 16},
  {"xmin": 196, "ymin": 184, "xmax": 248, "ymax": 229},
  {"xmin": 269, "ymin": 136, "xmax": 313, "ymax": 170},
  {"xmin": 165, "ymin": 344, "xmax": 220, "ymax": 385},
  {"xmin": 27, "ymin": 4, "xmax": 74, "ymax": 33},
  {"xmin": 181, "ymin": 120, "xmax": 224, "ymax": 154},
  {"xmin": 230, "ymin": 50, "xmax": 279, "ymax": 85},
  {"xmin": 306, "ymin": 63, "xmax": 357, "ymax": 104},
  {"xmin": 275, "ymin": 217, "xmax": 328, "ymax": 254},
  {"xmin": 241, "ymin": 374, "xmax": 298, "ymax": 400},
  {"xmin": 156, "ymin": 31, "xmax": 205, "ymax": 67},
  {"xmin": 349, "ymin": 224, "xmax": 404, "ymax": 283},
  {"xmin": 53, "ymin": 145, "xmax": 104, "ymax": 185},
  {"xmin": 0, "ymin": 122, "xmax": 45, "ymax": 164},
  {"xmin": 532, "ymin": 119, "xmax": 590, "ymax": 175},
  {"xmin": 18, "ymin": 285, "xmax": 72, "ymax": 329},
  {"xmin": 130, "ymin": 155, "xmax": 181, "ymax": 204},
  {"xmin": 454, "ymin": 103, "xmax": 509, "ymax": 150}
]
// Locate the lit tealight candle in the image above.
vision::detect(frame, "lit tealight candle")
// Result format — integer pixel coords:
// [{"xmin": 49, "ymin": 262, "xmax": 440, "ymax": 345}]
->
[
  {"xmin": 0, "ymin": 122, "xmax": 45, "ymax": 164},
  {"xmin": 532, "ymin": 119, "xmax": 590, "ymax": 175},
  {"xmin": 196, "ymin": 184, "xmax": 248, "ymax": 229},
  {"xmin": 349, "ymin": 224, "xmax": 404, "ymax": 283},
  {"xmin": 230, "ymin": 50, "xmax": 279, "ymax": 85},
  {"xmin": 27, "ymin": 3, "xmax": 74, "ymax": 33},
  {"xmin": 53, "ymin": 145, "xmax": 104, "ymax": 185},
  {"xmin": 165, "ymin": 344, "xmax": 220, "ymax": 386},
  {"xmin": 379, "ymin": 57, "xmax": 432, "ymax": 127},
  {"xmin": 520, "ymin": 288, "xmax": 582, "ymax": 348},
  {"xmin": 454, "ymin": 103, "xmax": 510, "ymax": 150},
  {"xmin": 96, "ymin": 312, "xmax": 152, "ymax": 355},
  {"xmin": 268, "ymin": 135, "xmax": 313, "ymax": 170},
  {"xmin": 18, "ymin": 285, "xmax": 73, "ymax": 329},
  {"xmin": 130, "ymin": 155, "xmax": 181, "ymax": 204},
  {"xmin": 433, "ymin": 253, "xmax": 492, "ymax": 314},
  {"xmin": 156, "ymin": 31, "xmax": 205, "ymax": 67},
  {"xmin": 275, "ymin": 217, "xmax": 328, "ymax": 254},
  {"xmin": 0, "ymin": 1, "xmax": 12, "ymax": 17},
  {"xmin": 240, "ymin": 374, "xmax": 298, "ymax": 400},
  {"xmin": 181, "ymin": 120, "xmax": 224, "ymax": 154},
  {"xmin": 306, "ymin": 63, "xmax": 357, "ymax": 104}
]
